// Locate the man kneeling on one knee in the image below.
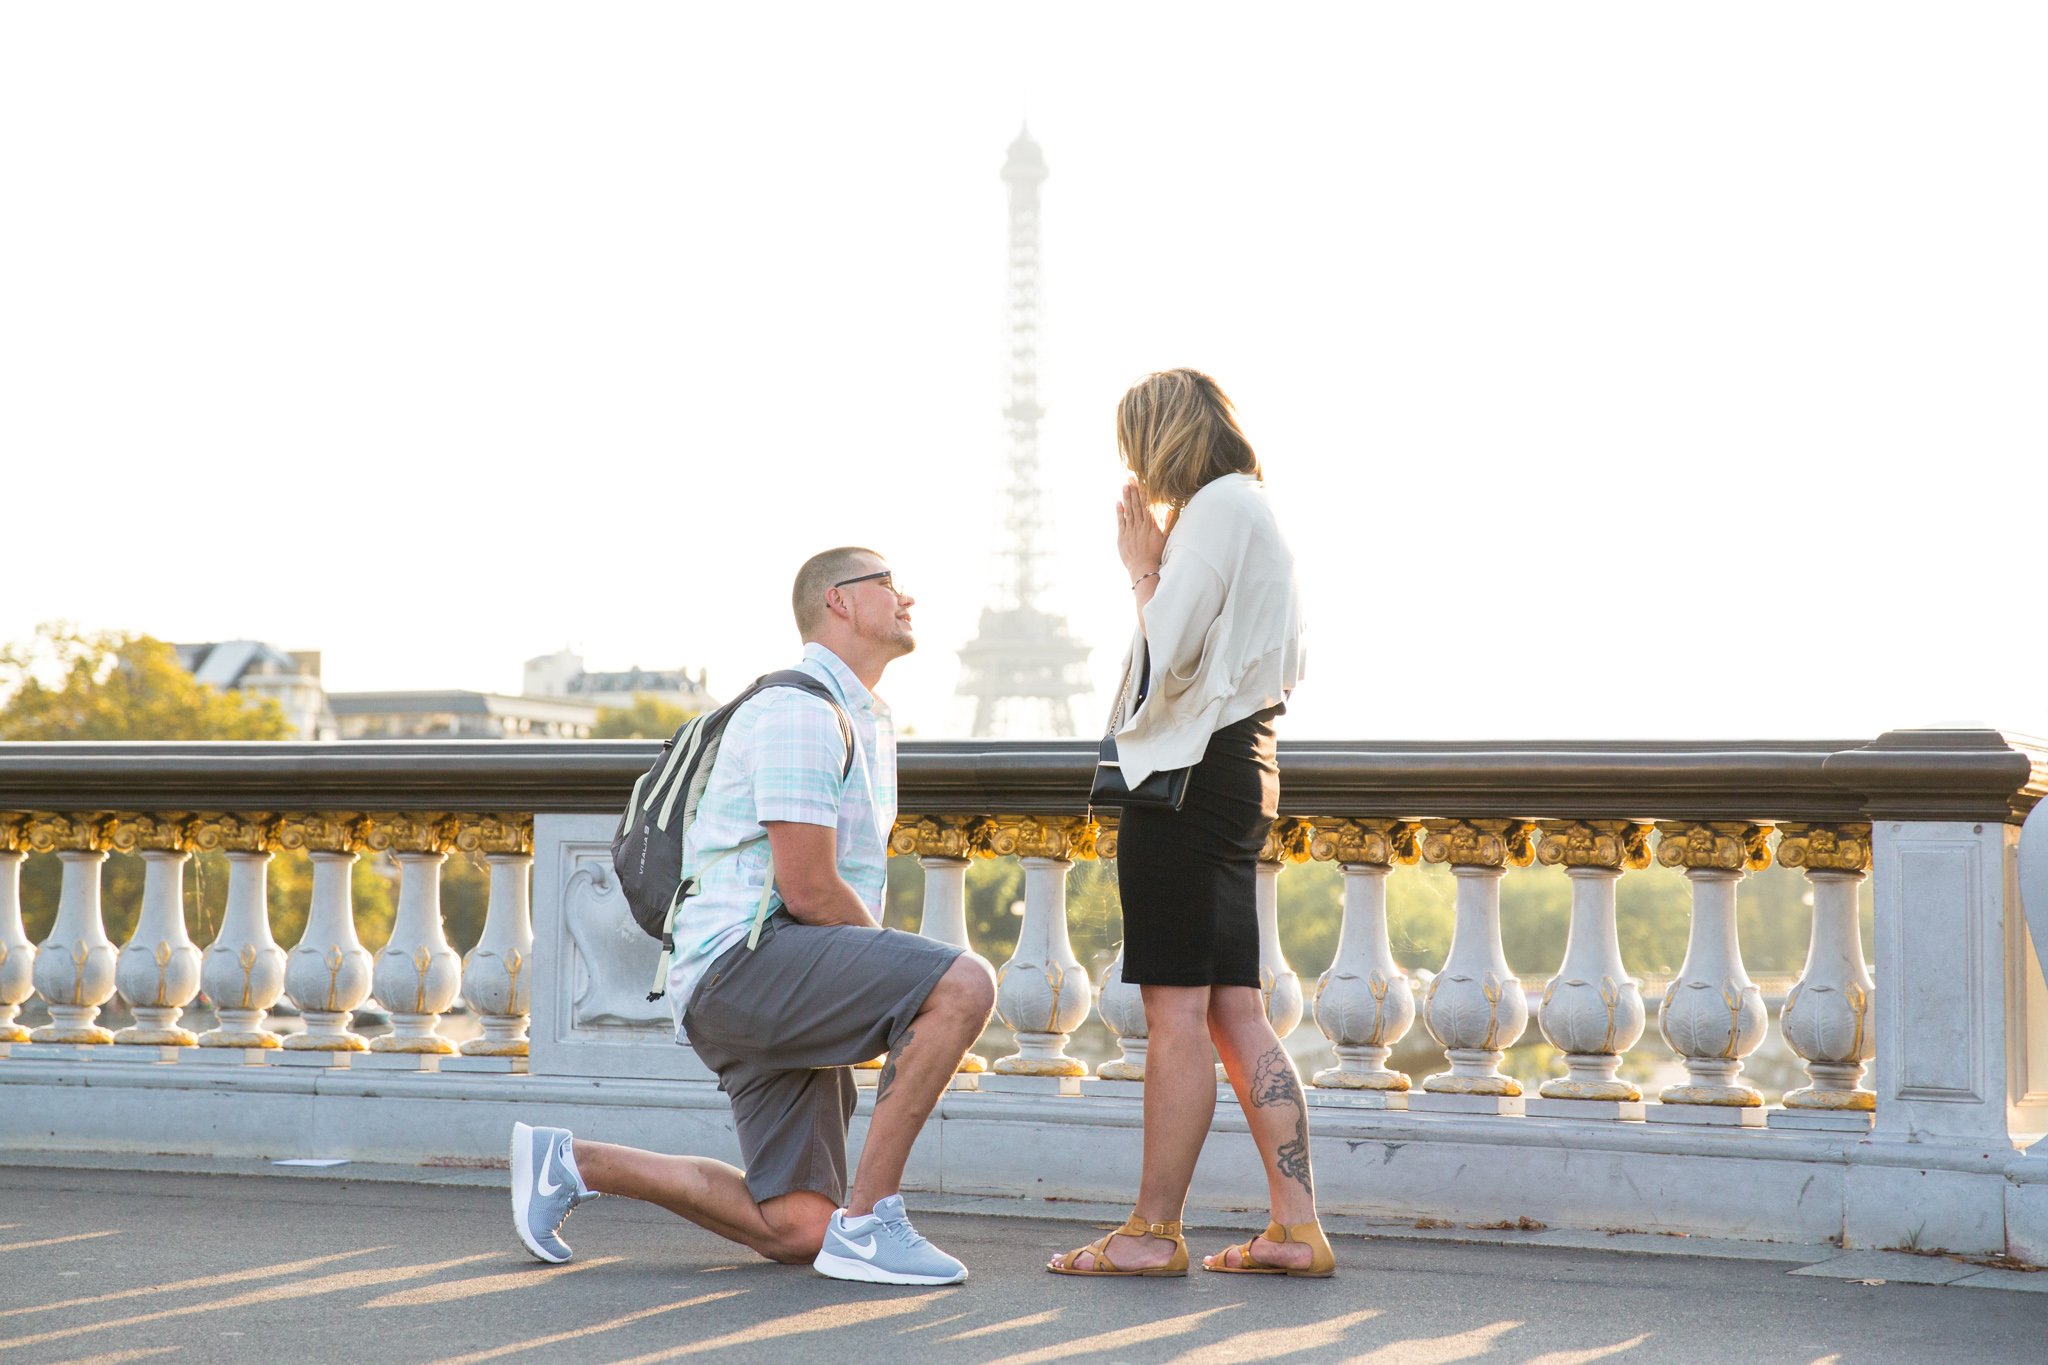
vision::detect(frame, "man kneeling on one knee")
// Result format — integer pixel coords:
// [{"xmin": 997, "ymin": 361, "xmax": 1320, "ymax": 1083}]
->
[{"xmin": 510, "ymin": 546, "xmax": 996, "ymax": 1285}]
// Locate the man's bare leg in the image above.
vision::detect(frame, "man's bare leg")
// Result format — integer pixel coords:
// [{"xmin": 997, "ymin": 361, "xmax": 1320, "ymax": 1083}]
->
[
  {"xmin": 843, "ymin": 953, "xmax": 996, "ymax": 1216},
  {"xmin": 572, "ymin": 1141, "xmax": 835, "ymax": 1264}
]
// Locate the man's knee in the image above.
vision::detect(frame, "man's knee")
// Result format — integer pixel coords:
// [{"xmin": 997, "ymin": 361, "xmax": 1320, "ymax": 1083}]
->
[
  {"xmin": 928, "ymin": 953, "xmax": 996, "ymax": 1024},
  {"xmin": 759, "ymin": 1193, "xmax": 833, "ymax": 1263}
]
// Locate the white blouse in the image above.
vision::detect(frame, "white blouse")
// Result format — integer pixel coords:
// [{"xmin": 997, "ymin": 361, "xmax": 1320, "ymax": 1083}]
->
[{"xmin": 1109, "ymin": 473, "xmax": 1306, "ymax": 786}]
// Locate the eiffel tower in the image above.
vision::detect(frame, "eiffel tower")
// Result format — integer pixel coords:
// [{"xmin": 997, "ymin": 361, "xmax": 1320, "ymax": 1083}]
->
[{"xmin": 956, "ymin": 127, "xmax": 1092, "ymax": 737}]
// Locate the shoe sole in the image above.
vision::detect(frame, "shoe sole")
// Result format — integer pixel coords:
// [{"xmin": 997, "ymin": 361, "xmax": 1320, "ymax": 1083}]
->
[
  {"xmin": 509, "ymin": 1122, "xmax": 569, "ymax": 1265},
  {"xmin": 813, "ymin": 1248, "xmax": 966, "ymax": 1285}
]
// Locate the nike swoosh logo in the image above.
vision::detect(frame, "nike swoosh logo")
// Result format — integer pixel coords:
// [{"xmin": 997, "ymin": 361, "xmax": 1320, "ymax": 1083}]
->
[
  {"xmin": 842, "ymin": 1233, "xmax": 878, "ymax": 1258},
  {"xmin": 536, "ymin": 1148, "xmax": 563, "ymax": 1198}
]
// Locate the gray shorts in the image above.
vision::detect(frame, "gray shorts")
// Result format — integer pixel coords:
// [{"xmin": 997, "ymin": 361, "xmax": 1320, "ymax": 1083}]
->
[{"xmin": 682, "ymin": 910, "xmax": 960, "ymax": 1206}]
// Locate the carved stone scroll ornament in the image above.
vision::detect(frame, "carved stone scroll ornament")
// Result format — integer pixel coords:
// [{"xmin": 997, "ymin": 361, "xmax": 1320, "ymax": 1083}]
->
[
  {"xmin": 1308, "ymin": 820, "xmax": 1425, "ymax": 1090},
  {"xmin": 189, "ymin": 813, "xmax": 285, "ymax": 855},
  {"xmin": 986, "ymin": 814, "xmax": 1101, "ymax": 863},
  {"xmin": 1308, "ymin": 817, "xmax": 1422, "ymax": 870},
  {"xmin": 455, "ymin": 814, "xmax": 535, "ymax": 858},
  {"xmin": 563, "ymin": 858, "xmax": 670, "ymax": 1031},
  {"xmin": 1652, "ymin": 823, "xmax": 1773, "ymax": 1106},
  {"xmin": 363, "ymin": 812, "xmax": 461, "ymax": 856},
  {"xmin": 889, "ymin": 815, "xmax": 998, "ymax": 862},
  {"xmin": 277, "ymin": 814, "xmax": 373, "ymax": 856}
]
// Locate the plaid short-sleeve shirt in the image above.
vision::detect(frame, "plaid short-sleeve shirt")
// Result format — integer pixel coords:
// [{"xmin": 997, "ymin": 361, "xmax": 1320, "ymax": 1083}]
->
[{"xmin": 666, "ymin": 642, "xmax": 897, "ymax": 1015}]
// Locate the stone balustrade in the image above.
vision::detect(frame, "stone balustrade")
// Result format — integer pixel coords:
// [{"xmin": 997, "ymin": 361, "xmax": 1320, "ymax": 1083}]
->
[
  {"xmin": 0, "ymin": 807, "xmax": 535, "ymax": 1073},
  {"xmin": 0, "ymin": 730, "xmax": 2044, "ymax": 1262}
]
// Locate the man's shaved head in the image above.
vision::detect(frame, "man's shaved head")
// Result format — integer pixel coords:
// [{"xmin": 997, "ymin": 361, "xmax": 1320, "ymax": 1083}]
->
[{"xmin": 792, "ymin": 546, "xmax": 882, "ymax": 639}]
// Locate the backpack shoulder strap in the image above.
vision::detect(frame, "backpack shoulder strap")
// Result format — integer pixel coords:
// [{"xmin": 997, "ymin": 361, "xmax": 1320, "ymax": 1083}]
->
[{"xmin": 753, "ymin": 669, "xmax": 856, "ymax": 780}]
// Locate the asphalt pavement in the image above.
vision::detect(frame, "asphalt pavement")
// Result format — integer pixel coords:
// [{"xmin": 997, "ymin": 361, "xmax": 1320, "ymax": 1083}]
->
[{"xmin": 0, "ymin": 1162, "xmax": 2042, "ymax": 1365}]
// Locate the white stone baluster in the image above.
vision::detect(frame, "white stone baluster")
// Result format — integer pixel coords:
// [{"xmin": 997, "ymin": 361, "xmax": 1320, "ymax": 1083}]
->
[
  {"xmin": 26, "ymin": 814, "xmax": 119, "ymax": 1045},
  {"xmin": 1254, "ymin": 818, "xmax": 1311, "ymax": 1038},
  {"xmin": 1093, "ymin": 946, "xmax": 1149, "ymax": 1082},
  {"xmin": 277, "ymin": 815, "xmax": 374, "ymax": 1059},
  {"xmin": 988, "ymin": 817, "xmax": 1091, "ymax": 1087},
  {"xmin": 889, "ymin": 816, "xmax": 992, "ymax": 1073},
  {"xmin": 1528, "ymin": 821, "xmax": 1652, "ymax": 1119},
  {"xmin": 0, "ymin": 815, "xmax": 33, "ymax": 1049},
  {"xmin": 1650, "ymin": 822, "xmax": 1771, "ymax": 1124},
  {"xmin": 1081, "ymin": 819, "xmax": 1149, "ymax": 1081},
  {"xmin": 108, "ymin": 814, "xmax": 204, "ymax": 1052},
  {"xmin": 1307, "ymin": 818, "xmax": 1423, "ymax": 1097},
  {"xmin": 1772, "ymin": 823, "xmax": 1876, "ymax": 1129},
  {"xmin": 193, "ymin": 816, "xmax": 288, "ymax": 1054},
  {"xmin": 452, "ymin": 815, "xmax": 535, "ymax": 1068},
  {"xmin": 1414, "ymin": 819, "xmax": 1536, "ymax": 1112},
  {"xmin": 365, "ymin": 814, "xmax": 462, "ymax": 1061}
]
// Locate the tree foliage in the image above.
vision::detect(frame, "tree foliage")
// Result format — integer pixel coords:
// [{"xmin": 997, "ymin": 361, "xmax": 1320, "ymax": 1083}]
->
[
  {"xmin": 0, "ymin": 624, "xmax": 292, "ymax": 741},
  {"xmin": 0, "ymin": 624, "xmax": 404, "ymax": 951},
  {"xmin": 592, "ymin": 695, "xmax": 700, "ymax": 740}
]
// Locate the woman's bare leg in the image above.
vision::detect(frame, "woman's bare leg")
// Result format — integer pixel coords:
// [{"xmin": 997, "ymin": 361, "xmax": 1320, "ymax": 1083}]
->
[
  {"xmin": 1050, "ymin": 983, "xmax": 1212, "ymax": 1271},
  {"xmin": 1206, "ymin": 985, "xmax": 1318, "ymax": 1269}
]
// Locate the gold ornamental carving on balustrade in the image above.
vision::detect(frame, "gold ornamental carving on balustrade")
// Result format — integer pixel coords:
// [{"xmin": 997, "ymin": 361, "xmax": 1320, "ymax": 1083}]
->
[
  {"xmin": 276, "ymin": 813, "xmax": 374, "ymax": 855},
  {"xmin": 0, "ymin": 812, "xmax": 29, "ymax": 854},
  {"xmin": 362, "ymin": 813, "xmax": 461, "ymax": 855},
  {"xmin": 1419, "ymin": 818, "xmax": 1537, "ymax": 869},
  {"xmin": 190, "ymin": 813, "xmax": 285, "ymax": 854},
  {"xmin": 1308, "ymin": 817, "xmax": 1423, "ymax": 868},
  {"xmin": 889, "ymin": 815, "xmax": 1000, "ymax": 861},
  {"xmin": 1774, "ymin": 823, "xmax": 1872, "ymax": 875},
  {"xmin": 1535, "ymin": 820, "xmax": 1654, "ymax": 871},
  {"xmin": 454, "ymin": 814, "xmax": 535, "ymax": 857},
  {"xmin": 1258, "ymin": 817, "xmax": 1315, "ymax": 865},
  {"xmin": 1654, "ymin": 822, "xmax": 1773, "ymax": 872},
  {"xmin": 987, "ymin": 815, "xmax": 1097, "ymax": 862},
  {"xmin": 22, "ymin": 813, "xmax": 116, "ymax": 853},
  {"xmin": 106, "ymin": 812, "xmax": 205, "ymax": 854}
]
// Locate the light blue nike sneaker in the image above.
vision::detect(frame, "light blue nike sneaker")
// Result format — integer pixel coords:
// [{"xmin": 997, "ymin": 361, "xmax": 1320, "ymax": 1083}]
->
[
  {"xmin": 510, "ymin": 1121, "xmax": 598, "ymax": 1264},
  {"xmin": 813, "ymin": 1193, "xmax": 968, "ymax": 1285}
]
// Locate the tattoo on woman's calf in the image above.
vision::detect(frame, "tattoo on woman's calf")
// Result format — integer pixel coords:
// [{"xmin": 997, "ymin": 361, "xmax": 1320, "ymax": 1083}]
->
[{"xmin": 1251, "ymin": 1045, "xmax": 1314, "ymax": 1199}]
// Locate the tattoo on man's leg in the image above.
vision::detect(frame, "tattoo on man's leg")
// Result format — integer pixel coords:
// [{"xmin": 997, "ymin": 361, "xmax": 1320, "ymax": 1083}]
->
[
  {"xmin": 1250, "ymin": 1045, "xmax": 1315, "ymax": 1200},
  {"xmin": 875, "ymin": 1026, "xmax": 916, "ymax": 1106}
]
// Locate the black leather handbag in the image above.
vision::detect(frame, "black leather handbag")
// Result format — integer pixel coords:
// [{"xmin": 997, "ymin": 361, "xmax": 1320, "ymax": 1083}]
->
[{"xmin": 1089, "ymin": 644, "xmax": 1191, "ymax": 811}]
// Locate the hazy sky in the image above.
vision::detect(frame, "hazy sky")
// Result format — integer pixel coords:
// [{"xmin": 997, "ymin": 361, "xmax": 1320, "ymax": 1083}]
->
[{"xmin": 4, "ymin": 3, "xmax": 2043, "ymax": 742}]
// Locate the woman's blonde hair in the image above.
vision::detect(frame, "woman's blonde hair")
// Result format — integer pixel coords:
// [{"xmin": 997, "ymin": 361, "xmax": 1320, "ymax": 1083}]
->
[{"xmin": 1115, "ymin": 368, "xmax": 1261, "ymax": 512}]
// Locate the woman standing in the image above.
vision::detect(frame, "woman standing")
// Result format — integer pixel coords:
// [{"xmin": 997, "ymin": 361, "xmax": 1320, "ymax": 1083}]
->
[{"xmin": 1048, "ymin": 369, "xmax": 1327, "ymax": 1278}]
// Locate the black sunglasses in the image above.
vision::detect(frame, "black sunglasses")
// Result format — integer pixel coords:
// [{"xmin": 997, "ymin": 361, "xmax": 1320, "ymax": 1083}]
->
[{"xmin": 832, "ymin": 569, "xmax": 899, "ymax": 593}]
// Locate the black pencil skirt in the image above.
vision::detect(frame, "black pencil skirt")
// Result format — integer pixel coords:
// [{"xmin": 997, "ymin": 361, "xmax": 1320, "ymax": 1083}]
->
[{"xmin": 1115, "ymin": 706, "xmax": 1282, "ymax": 988}]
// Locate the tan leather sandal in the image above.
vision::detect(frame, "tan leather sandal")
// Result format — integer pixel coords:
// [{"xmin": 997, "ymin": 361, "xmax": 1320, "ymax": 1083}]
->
[
  {"xmin": 1202, "ymin": 1219, "xmax": 1336, "ymax": 1278},
  {"xmin": 1047, "ymin": 1214, "xmax": 1189, "ymax": 1277}
]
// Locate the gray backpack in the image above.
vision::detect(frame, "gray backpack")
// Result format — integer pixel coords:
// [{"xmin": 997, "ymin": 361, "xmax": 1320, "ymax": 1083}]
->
[{"xmin": 611, "ymin": 669, "xmax": 852, "ymax": 999}]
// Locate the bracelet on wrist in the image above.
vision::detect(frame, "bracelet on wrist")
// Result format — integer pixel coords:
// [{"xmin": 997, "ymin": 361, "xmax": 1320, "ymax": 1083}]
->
[{"xmin": 1130, "ymin": 569, "xmax": 1160, "ymax": 591}]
